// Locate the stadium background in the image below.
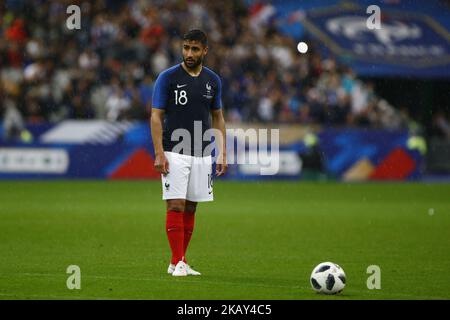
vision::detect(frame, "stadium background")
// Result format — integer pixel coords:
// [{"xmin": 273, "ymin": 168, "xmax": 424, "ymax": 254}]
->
[{"xmin": 0, "ymin": 0, "xmax": 450, "ymax": 300}]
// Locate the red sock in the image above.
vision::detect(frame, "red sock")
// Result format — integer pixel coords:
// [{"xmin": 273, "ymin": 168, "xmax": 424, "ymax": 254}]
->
[
  {"xmin": 183, "ymin": 211, "xmax": 195, "ymax": 262},
  {"xmin": 166, "ymin": 211, "xmax": 184, "ymax": 265}
]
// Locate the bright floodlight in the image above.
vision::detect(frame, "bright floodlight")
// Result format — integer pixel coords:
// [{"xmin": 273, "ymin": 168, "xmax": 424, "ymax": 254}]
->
[{"xmin": 297, "ymin": 41, "xmax": 308, "ymax": 54}]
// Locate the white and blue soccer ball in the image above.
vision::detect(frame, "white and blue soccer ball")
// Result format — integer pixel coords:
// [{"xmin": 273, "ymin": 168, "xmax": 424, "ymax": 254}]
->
[{"xmin": 310, "ymin": 262, "xmax": 346, "ymax": 295}]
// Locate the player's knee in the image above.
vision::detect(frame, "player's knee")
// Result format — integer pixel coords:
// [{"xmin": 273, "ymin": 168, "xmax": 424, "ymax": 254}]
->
[
  {"xmin": 167, "ymin": 200, "xmax": 185, "ymax": 212},
  {"xmin": 185, "ymin": 203, "xmax": 197, "ymax": 213}
]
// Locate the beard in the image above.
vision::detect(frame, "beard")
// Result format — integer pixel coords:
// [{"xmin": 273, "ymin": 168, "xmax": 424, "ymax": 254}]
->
[{"xmin": 183, "ymin": 56, "xmax": 203, "ymax": 69}]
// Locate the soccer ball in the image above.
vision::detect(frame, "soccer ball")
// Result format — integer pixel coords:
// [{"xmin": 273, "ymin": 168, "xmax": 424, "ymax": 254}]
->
[{"xmin": 310, "ymin": 262, "xmax": 346, "ymax": 294}]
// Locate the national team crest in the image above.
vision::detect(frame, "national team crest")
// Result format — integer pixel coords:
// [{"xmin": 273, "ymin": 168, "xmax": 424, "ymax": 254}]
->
[{"xmin": 203, "ymin": 82, "xmax": 213, "ymax": 99}]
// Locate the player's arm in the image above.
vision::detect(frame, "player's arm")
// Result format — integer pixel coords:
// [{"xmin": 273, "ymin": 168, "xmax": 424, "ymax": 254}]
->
[
  {"xmin": 151, "ymin": 72, "xmax": 169, "ymax": 175},
  {"xmin": 150, "ymin": 108, "xmax": 169, "ymax": 175},
  {"xmin": 211, "ymin": 108, "xmax": 227, "ymax": 176}
]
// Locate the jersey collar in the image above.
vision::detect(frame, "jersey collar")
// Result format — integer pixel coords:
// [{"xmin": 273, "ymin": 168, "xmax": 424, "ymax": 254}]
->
[{"xmin": 180, "ymin": 62, "xmax": 203, "ymax": 78}]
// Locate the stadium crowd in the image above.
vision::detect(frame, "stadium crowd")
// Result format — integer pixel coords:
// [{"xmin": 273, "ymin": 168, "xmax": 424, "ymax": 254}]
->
[{"xmin": 0, "ymin": 0, "xmax": 427, "ymax": 138}]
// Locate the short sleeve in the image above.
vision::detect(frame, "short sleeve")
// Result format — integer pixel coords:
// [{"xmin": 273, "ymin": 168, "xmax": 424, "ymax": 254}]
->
[
  {"xmin": 212, "ymin": 76, "xmax": 222, "ymax": 110},
  {"xmin": 152, "ymin": 72, "xmax": 169, "ymax": 109}
]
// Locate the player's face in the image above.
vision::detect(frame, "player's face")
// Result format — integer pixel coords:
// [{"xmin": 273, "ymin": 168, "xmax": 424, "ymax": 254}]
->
[{"xmin": 182, "ymin": 40, "xmax": 207, "ymax": 69}]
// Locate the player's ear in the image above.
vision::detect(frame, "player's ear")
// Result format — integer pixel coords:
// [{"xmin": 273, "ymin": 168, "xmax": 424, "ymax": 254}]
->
[{"xmin": 203, "ymin": 45, "xmax": 208, "ymax": 56}]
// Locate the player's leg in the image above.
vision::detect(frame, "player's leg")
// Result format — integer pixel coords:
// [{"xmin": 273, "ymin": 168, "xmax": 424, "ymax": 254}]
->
[
  {"xmin": 182, "ymin": 200, "xmax": 201, "ymax": 276},
  {"xmin": 183, "ymin": 200, "xmax": 197, "ymax": 261},
  {"xmin": 162, "ymin": 152, "xmax": 190, "ymax": 276},
  {"xmin": 181, "ymin": 156, "xmax": 213, "ymax": 276},
  {"xmin": 166, "ymin": 199, "xmax": 186, "ymax": 270}
]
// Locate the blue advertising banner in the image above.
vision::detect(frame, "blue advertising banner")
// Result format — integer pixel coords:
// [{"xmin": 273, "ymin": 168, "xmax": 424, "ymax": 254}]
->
[
  {"xmin": 272, "ymin": 0, "xmax": 450, "ymax": 78},
  {"xmin": 0, "ymin": 121, "xmax": 424, "ymax": 181}
]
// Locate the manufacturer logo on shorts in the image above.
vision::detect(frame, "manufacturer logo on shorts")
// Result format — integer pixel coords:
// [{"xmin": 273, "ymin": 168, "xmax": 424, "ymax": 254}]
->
[
  {"xmin": 207, "ymin": 174, "xmax": 213, "ymax": 194},
  {"xmin": 165, "ymin": 182, "xmax": 170, "ymax": 191}
]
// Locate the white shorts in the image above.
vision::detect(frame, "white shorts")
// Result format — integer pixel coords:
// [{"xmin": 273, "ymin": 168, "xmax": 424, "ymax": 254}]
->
[{"xmin": 161, "ymin": 151, "xmax": 213, "ymax": 202}]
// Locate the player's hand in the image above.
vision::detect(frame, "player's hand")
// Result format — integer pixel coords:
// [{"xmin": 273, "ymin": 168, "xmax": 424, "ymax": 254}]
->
[
  {"xmin": 154, "ymin": 153, "xmax": 169, "ymax": 175},
  {"xmin": 215, "ymin": 155, "xmax": 227, "ymax": 177}
]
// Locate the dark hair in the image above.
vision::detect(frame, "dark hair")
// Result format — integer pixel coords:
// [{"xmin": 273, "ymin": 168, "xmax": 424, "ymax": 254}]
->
[{"xmin": 183, "ymin": 29, "xmax": 208, "ymax": 46}]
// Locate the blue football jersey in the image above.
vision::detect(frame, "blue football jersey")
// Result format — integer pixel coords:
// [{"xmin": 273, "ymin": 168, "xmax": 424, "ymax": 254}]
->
[{"xmin": 152, "ymin": 64, "xmax": 222, "ymax": 156}]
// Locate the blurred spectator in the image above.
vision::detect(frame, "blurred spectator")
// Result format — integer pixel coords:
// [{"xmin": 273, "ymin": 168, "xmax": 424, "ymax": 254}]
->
[
  {"xmin": 105, "ymin": 85, "xmax": 131, "ymax": 121},
  {"xmin": 78, "ymin": 48, "xmax": 100, "ymax": 70},
  {"xmin": 431, "ymin": 110, "xmax": 450, "ymax": 140},
  {"xmin": 0, "ymin": 0, "xmax": 412, "ymax": 131},
  {"xmin": 2, "ymin": 94, "xmax": 26, "ymax": 140},
  {"xmin": 139, "ymin": 74, "xmax": 154, "ymax": 116}
]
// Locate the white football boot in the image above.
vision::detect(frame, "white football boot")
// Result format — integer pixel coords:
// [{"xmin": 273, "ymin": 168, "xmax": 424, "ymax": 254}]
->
[
  {"xmin": 185, "ymin": 264, "xmax": 201, "ymax": 276},
  {"xmin": 168, "ymin": 261, "xmax": 201, "ymax": 276},
  {"xmin": 167, "ymin": 264, "xmax": 176, "ymax": 274},
  {"xmin": 172, "ymin": 261, "xmax": 188, "ymax": 277}
]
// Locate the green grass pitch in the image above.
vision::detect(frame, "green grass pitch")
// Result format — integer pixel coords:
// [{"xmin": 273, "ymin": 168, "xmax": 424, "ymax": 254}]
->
[{"xmin": 0, "ymin": 181, "xmax": 449, "ymax": 300}]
